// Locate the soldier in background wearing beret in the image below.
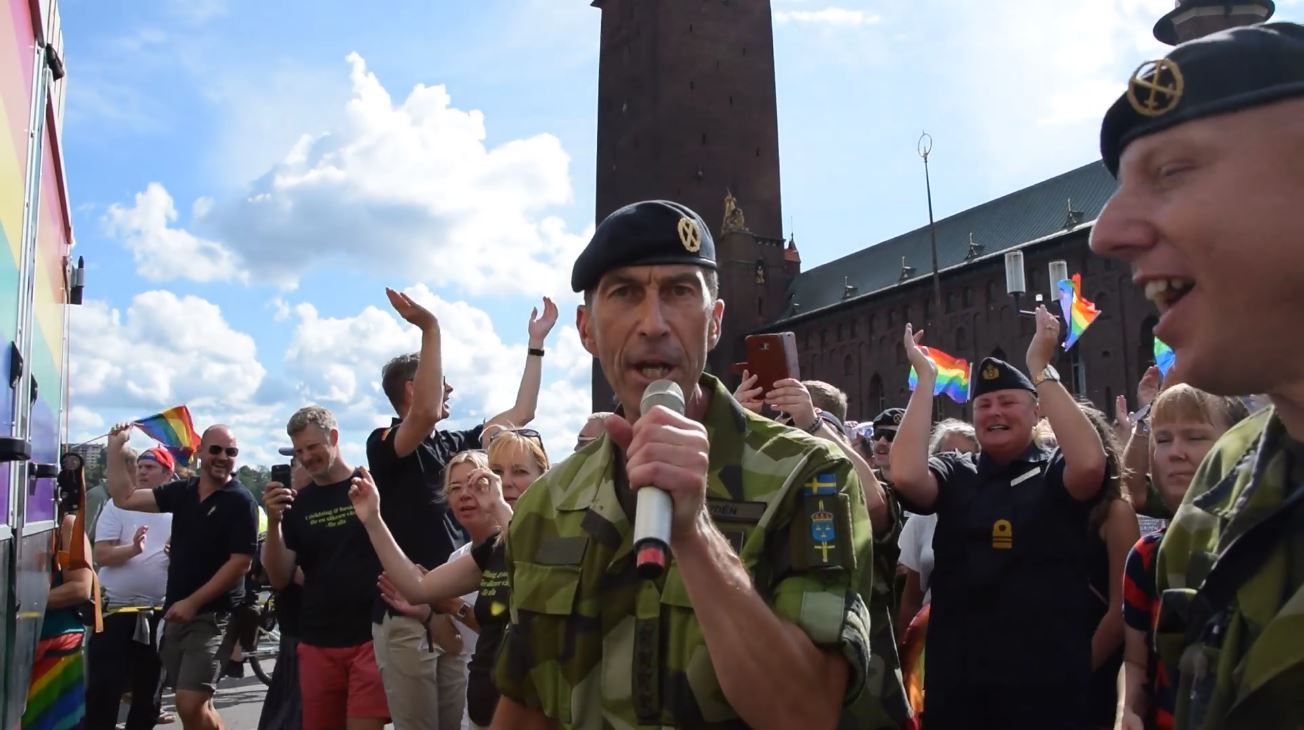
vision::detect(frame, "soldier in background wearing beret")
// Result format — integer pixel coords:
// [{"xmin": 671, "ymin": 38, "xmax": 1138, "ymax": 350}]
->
[
  {"xmin": 1091, "ymin": 22, "xmax": 1304, "ymax": 730},
  {"xmin": 890, "ymin": 310, "xmax": 1108, "ymax": 729},
  {"xmin": 492, "ymin": 200, "xmax": 880, "ymax": 729}
]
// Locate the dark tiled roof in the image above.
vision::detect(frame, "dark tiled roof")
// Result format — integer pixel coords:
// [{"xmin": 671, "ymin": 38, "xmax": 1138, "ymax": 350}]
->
[{"xmin": 775, "ymin": 160, "xmax": 1118, "ymax": 324}]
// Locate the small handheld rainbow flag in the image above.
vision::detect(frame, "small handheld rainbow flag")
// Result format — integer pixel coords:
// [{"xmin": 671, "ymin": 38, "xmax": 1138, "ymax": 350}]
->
[
  {"xmin": 908, "ymin": 346, "xmax": 971, "ymax": 404},
  {"xmin": 1154, "ymin": 337, "xmax": 1176, "ymax": 377},
  {"xmin": 1056, "ymin": 273, "xmax": 1101, "ymax": 350},
  {"xmin": 134, "ymin": 406, "xmax": 201, "ymax": 465}
]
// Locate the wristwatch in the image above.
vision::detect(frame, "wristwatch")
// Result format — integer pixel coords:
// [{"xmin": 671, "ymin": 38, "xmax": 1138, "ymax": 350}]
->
[{"xmin": 1032, "ymin": 364, "xmax": 1060, "ymax": 387}]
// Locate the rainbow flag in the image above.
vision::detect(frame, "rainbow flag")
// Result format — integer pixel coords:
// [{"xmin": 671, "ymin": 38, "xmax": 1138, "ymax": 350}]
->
[
  {"xmin": 1056, "ymin": 273, "xmax": 1101, "ymax": 350},
  {"xmin": 1154, "ymin": 337, "xmax": 1175, "ymax": 377},
  {"xmin": 134, "ymin": 405, "xmax": 201, "ymax": 464},
  {"xmin": 908, "ymin": 346, "xmax": 971, "ymax": 404}
]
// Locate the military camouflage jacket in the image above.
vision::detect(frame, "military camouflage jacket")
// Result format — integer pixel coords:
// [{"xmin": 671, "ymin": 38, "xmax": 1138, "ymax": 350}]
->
[
  {"xmin": 495, "ymin": 375, "xmax": 875, "ymax": 729},
  {"xmin": 1155, "ymin": 407, "xmax": 1304, "ymax": 730}
]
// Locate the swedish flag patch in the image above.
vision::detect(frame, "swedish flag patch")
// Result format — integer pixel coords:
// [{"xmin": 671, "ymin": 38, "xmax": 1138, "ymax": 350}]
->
[{"xmin": 803, "ymin": 472, "xmax": 838, "ymax": 496}]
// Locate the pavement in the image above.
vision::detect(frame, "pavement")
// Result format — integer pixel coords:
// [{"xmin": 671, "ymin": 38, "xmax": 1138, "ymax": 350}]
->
[{"xmin": 118, "ymin": 661, "xmax": 275, "ymax": 730}]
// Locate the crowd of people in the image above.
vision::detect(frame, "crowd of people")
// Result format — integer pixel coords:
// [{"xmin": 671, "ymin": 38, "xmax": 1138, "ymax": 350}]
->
[{"xmin": 23, "ymin": 19, "xmax": 1303, "ymax": 730}]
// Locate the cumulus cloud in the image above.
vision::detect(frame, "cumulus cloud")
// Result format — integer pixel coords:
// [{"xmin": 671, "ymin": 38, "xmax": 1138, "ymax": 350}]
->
[
  {"xmin": 104, "ymin": 53, "xmax": 587, "ymax": 298},
  {"xmin": 775, "ymin": 8, "xmax": 881, "ymax": 26},
  {"xmin": 70, "ymin": 291, "xmax": 266, "ymax": 411},
  {"xmin": 103, "ymin": 183, "xmax": 246, "ymax": 283}
]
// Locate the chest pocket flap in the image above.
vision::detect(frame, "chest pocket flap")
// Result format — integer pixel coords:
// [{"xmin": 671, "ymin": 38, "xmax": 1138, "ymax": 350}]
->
[{"xmin": 512, "ymin": 561, "xmax": 581, "ymax": 616}]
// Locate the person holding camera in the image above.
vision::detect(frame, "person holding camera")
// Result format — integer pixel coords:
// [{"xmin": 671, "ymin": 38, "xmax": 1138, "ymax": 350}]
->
[
  {"xmin": 261, "ymin": 406, "xmax": 389, "ymax": 730},
  {"xmin": 21, "ymin": 461, "xmax": 95, "ymax": 730}
]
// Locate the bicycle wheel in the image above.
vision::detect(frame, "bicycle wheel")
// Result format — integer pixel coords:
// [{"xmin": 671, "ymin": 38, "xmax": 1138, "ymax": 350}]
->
[{"xmin": 250, "ymin": 655, "xmax": 273, "ymax": 686}]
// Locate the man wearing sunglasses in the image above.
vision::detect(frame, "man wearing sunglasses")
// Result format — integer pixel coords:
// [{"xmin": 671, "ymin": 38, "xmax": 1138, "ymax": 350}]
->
[
  {"xmin": 106, "ymin": 423, "xmax": 258, "ymax": 730},
  {"xmin": 366, "ymin": 287, "xmax": 557, "ymax": 730}
]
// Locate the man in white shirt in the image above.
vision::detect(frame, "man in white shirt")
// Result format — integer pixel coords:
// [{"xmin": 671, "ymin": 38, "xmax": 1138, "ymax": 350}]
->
[{"xmin": 85, "ymin": 446, "xmax": 176, "ymax": 730}]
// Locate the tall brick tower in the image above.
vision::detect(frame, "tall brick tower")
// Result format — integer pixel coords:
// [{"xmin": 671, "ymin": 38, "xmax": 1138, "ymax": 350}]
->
[{"xmin": 589, "ymin": 0, "xmax": 795, "ymax": 408}]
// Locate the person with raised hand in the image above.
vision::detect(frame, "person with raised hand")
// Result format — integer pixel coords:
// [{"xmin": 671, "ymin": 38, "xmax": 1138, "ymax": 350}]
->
[
  {"xmin": 365, "ymin": 288, "xmax": 556, "ymax": 730},
  {"xmin": 889, "ymin": 307, "xmax": 1106, "ymax": 729}
]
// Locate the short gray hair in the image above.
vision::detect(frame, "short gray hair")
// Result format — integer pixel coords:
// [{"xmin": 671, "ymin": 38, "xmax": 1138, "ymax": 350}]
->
[
  {"xmin": 287, "ymin": 405, "xmax": 338, "ymax": 438},
  {"xmin": 929, "ymin": 418, "xmax": 976, "ymax": 455}
]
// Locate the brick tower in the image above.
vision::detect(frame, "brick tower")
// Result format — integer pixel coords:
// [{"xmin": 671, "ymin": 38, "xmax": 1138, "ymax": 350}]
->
[{"xmin": 589, "ymin": 0, "xmax": 794, "ymax": 408}]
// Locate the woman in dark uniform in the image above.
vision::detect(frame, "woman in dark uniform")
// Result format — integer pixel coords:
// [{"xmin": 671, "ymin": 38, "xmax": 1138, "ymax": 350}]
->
[{"xmin": 890, "ymin": 307, "xmax": 1108, "ymax": 730}]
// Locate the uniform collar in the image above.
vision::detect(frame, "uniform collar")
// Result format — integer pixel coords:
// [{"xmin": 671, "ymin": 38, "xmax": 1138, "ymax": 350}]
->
[{"xmin": 976, "ymin": 441, "xmax": 1053, "ymax": 478}]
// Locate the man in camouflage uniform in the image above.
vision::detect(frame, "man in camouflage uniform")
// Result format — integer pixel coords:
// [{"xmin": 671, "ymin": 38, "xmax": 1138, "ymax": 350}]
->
[
  {"xmin": 1092, "ymin": 22, "xmax": 1304, "ymax": 729},
  {"xmin": 492, "ymin": 200, "xmax": 877, "ymax": 729}
]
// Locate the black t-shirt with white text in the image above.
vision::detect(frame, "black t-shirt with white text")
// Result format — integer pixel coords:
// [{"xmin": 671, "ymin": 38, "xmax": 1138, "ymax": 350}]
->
[
  {"xmin": 468, "ymin": 535, "xmax": 509, "ymax": 726},
  {"xmin": 365, "ymin": 420, "xmax": 481, "ymax": 620},
  {"xmin": 153, "ymin": 477, "xmax": 258, "ymax": 614},
  {"xmin": 281, "ymin": 473, "xmax": 381, "ymax": 647}
]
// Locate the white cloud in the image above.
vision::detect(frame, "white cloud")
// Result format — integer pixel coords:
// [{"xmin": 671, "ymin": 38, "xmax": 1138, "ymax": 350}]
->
[
  {"xmin": 103, "ymin": 183, "xmax": 247, "ymax": 284},
  {"xmin": 105, "ymin": 53, "xmax": 588, "ymax": 299},
  {"xmin": 269, "ymin": 297, "xmax": 291, "ymax": 322},
  {"xmin": 69, "ymin": 291, "xmax": 265, "ymax": 412},
  {"xmin": 775, "ymin": 8, "xmax": 881, "ymax": 26}
]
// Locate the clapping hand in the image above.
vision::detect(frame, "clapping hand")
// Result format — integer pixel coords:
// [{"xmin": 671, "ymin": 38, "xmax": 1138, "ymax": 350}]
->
[
  {"xmin": 386, "ymin": 287, "xmax": 439, "ymax": 332},
  {"xmin": 1026, "ymin": 305, "xmax": 1061, "ymax": 374},
  {"xmin": 527, "ymin": 297, "xmax": 559, "ymax": 347},
  {"xmin": 903, "ymin": 324, "xmax": 936, "ymax": 379}
]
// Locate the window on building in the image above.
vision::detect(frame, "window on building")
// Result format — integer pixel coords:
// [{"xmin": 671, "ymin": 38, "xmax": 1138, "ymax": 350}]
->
[
  {"xmin": 956, "ymin": 327, "xmax": 967, "ymax": 355},
  {"xmin": 821, "ymin": 329, "xmax": 828, "ymax": 347},
  {"xmin": 838, "ymin": 322, "xmax": 846, "ymax": 341},
  {"xmin": 946, "ymin": 291, "xmax": 957, "ymax": 313},
  {"xmin": 844, "ymin": 354, "xmax": 854, "ymax": 377},
  {"xmin": 963, "ymin": 287, "xmax": 973, "ymax": 308},
  {"xmin": 868, "ymin": 313, "xmax": 877, "ymax": 333},
  {"xmin": 869, "ymin": 374, "xmax": 885, "ymax": 414},
  {"xmin": 987, "ymin": 280, "xmax": 1000, "ymax": 307}
]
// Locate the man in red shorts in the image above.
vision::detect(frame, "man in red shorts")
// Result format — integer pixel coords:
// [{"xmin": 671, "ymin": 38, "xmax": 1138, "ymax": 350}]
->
[{"xmin": 261, "ymin": 406, "xmax": 389, "ymax": 730}]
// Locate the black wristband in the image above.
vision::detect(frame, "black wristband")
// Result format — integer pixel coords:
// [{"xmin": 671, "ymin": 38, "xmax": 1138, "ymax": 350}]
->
[{"xmin": 528, "ymin": 347, "xmax": 545, "ymax": 357}]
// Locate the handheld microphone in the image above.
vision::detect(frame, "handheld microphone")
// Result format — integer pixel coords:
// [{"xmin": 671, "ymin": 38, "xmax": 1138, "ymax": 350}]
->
[{"xmin": 634, "ymin": 379, "xmax": 684, "ymax": 579}]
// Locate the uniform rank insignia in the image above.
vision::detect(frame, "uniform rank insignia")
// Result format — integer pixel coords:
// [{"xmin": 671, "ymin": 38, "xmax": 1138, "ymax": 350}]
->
[
  {"xmin": 992, "ymin": 518, "xmax": 1013, "ymax": 549},
  {"xmin": 794, "ymin": 473, "xmax": 850, "ymax": 570}
]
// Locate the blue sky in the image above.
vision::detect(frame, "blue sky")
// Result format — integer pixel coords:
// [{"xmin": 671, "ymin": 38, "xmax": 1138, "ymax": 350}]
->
[{"xmin": 61, "ymin": 0, "xmax": 1301, "ymax": 466}]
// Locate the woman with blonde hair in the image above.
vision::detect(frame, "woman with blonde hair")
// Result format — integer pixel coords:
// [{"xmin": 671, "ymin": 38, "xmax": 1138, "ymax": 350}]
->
[
  {"xmin": 1118, "ymin": 385, "xmax": 1247, "ymax": 730},
  {"xmin": 349, "ymin": 430, "xmax": 549, "ymax": 730}
]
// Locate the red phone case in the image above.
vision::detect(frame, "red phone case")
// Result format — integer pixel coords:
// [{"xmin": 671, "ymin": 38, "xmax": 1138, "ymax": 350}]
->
[{"xmin": 744, "ymin": 333, "xmax": 800, "ymax": 393}]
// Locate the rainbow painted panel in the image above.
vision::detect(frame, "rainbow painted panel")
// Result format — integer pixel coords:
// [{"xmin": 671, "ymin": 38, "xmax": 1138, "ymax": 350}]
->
[
  {"xmin": 26, "ymin": 105, "xmax": 70, "ymax": 524},
  {"xmin": 0, "ymin": 0, "xmax": 38, "ymax": 521}
]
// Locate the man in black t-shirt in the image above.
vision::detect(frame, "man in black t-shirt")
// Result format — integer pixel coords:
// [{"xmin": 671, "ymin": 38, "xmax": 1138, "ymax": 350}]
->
[
  {"xmin": 365, "ymin": 286, "xmax": 556, "ymax": 730},
  {"xmin": 263, "ymin": 406, "xmax": 388, "ymax": 730},
  {"xmin": 106, "ymin": 423, "xmax": 257, "ymax": 730}
]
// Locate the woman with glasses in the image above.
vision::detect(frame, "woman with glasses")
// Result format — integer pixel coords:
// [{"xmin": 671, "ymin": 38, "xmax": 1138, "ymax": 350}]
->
[{"xmin": 350, "ymin": 431, "xmax": 550, "ymax": 730}]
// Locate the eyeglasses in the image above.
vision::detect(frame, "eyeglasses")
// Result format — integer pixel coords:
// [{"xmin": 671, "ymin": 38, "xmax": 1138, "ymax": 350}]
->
[
  {"xmin": 488, "ymin": 428, "xmax": 544, "ymax": 449},
  {"xmin": 874, "ymin": 430, "xmax": 896, "ymax": 443},
  {"xmin": 207, "ymin": 445, "xmax": 239, "ymax": 457}
]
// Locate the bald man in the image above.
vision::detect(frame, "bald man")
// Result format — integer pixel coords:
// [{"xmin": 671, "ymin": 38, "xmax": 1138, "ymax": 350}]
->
[{"xmin": 107, "ymin": 423, "xmax": 258, "ymax": 730}]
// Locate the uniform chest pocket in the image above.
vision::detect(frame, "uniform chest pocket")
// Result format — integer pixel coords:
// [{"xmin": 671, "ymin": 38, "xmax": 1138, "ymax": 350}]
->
[{"xmin": 511, "ymin": 561, "xmax": 581, "ymax": 617}]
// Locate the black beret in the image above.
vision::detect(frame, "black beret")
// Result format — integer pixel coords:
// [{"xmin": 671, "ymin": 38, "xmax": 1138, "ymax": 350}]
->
[
  {"xmin": 871, "ymin": 408, "xmax": 905, "ymax": 430},
  {"xmin": 571, "ymin": 200, "xmax": 716, "ymax": 293},
  {"xmin": 971, "ymin": 357, "xmax": 1035, "ymax": 399},
  {"xmin": 1101, "ymin": 22, "xmax": 1304, "ymax": 176}
]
